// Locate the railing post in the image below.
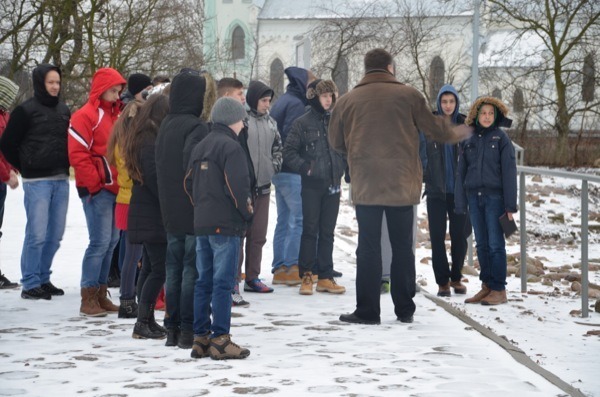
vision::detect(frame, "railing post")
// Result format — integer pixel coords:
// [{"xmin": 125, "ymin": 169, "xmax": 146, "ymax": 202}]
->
[
  {"xmin": 581, "ymin": 180, "xmax": 589, "ymax": 318},
  {"xmin": 519, "ymin": 171, "xmax": 527, "ymax": 293}
]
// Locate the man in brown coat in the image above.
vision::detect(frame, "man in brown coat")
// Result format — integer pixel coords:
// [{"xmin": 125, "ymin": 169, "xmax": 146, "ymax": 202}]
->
[{"xmin": 329, "ymin": 48, "xmax": 470, "ymax": 325}]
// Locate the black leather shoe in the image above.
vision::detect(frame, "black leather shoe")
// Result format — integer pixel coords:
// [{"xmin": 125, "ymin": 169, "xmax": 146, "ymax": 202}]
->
[
  {"xmin": 332, "ymin": 270, "xmax": 343, "ymax": 278},
  {"xmin": 165, "ymin": 328, "xmax": 180, "ymax": 347},
  {"xmin": 339, "ymin": 312, "xmax": 380, "ymax": 325},
  {"xmin": 397, "ymin": 315, "xmax": 414, "ymax": 324}
]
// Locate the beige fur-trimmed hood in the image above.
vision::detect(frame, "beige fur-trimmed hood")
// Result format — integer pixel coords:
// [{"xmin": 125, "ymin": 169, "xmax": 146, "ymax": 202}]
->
[{"xmin": 465, "ymin": 96, "xmax": 511, "ymax": 127}]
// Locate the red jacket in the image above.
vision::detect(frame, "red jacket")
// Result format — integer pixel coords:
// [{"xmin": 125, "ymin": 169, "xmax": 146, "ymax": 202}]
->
[
  {"xmin": 0, "ymin": 111, "xmax": 14, "ymax": 183},
  {"xmin": 68, "ymin": 68, "xmax": 126, "ymax": 197}
]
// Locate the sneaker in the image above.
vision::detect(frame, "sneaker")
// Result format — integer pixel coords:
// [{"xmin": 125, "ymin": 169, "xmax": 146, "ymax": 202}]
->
[
  {"xmin": 190, "ymin": 333, "xmax": 210, "ymax": 359},
  {"xmin": 21, "ymin": 287, "xmax": 52, "ymax": 300},
  {"xmin": 380, "ymin": 280, "xmax": 390, "ymax": 294},
  {"xmin": 299, "ymin": 272, "xmax": 314, "ymax": 295},
  {"xmin": 272, "ymin": 267, "xmax": 288, "ymax": 285},
  {"xmin": 0, "ymin": 273, "xmax": 19, "ymax": 289},
  {"xmin": 232, "ymin": 284, "xmax": 250, "ymax": 307},
  {"xmin": 209, "ymin": 334, "xmax": 250, "ymax": 360},
  {"xmin": 244, "ymin": 279, "xmax": 274, "ymax": 293},
  {"xmin": 316, "ymin": 278, "xmax": 346, "ymax": 294},
  {"xmin": 41, "ymin": 282, "xmax": 64, "ymax": 296}
]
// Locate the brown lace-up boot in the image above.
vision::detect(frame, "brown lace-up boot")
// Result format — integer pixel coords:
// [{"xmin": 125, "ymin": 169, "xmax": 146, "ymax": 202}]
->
[
  {"xmin": 98, "ymin": 284, "xmax": 119, "ymax": 312},
  {"xmin": 80, "ymin": 287, "xmax": 107, "ymax": 317}
]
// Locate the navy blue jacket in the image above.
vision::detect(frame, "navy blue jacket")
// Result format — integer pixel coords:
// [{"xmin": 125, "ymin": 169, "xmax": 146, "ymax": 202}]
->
[
  {"xmin": 454, "ymin": 125, "xmax": 517, "ymax": 214},
  {"xmin": 270, "ymin": 67, "xmax": 309, "ymax": 173}
]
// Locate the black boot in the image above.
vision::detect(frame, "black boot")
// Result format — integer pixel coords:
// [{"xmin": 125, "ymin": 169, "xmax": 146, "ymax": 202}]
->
[
  {"xmin": 148, "ymin": 304, "xmax": 166, "ymax": 337},
  {"xmin": 132, "ymin": 303, "xmax": 166, "ymax": 340},
  {"xmin": 177, "ymin": 329, "xmax": 194, "ymax": 349},
  {"xmin": 118, "ymin": 298, "xmax": 138, "ymax": 319},
  {"xmin": 165, "ymin": 327, "xmax": 180, "ymax": 347}
]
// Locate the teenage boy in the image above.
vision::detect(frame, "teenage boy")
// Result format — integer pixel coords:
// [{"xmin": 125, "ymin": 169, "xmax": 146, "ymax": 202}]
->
[
  {"xmin": 186, "ymin": 97, "xmax": 253, "ymax": 360},
  {"xmin": 241, "ymin": 81, "xmax": 282, "ymax": 293},
  {"xmin": 216, "ymin": 77, "xmax": 255, "ymax": 306},
  {"xmin": 2, "ymin": 65, "xmax": 71, "ymax": 300},
  {"xmin": 69, "ymin": 67, "xmax": 126, "ymax": 316},
  {"xmin": 423, "ymin": 85, "xmax": 471, "ymax": 297}
]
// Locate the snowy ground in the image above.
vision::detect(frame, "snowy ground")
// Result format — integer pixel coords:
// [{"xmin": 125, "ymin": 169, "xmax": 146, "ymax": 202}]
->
[{"xmin": 0, "ymin": 175, "xmax": 598, "ymax": 397}]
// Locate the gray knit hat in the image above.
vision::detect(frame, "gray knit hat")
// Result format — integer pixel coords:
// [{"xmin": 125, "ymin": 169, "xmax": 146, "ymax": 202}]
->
[
  {"xmin": 211, "ymin": 97, "xmax": 247, "ymax": 126},
  {"xmin": 0, "ymin": 76, "xmax": 19, "ymax": 110}
]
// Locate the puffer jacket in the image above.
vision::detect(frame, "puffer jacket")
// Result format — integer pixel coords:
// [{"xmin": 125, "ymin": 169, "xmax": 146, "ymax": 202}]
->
[
  {"xmin": 455, "ymin": 96, "xmax": 517, "ymax": 214},
  {"xmin": 69, "ymin": 68, "xmax": 126, "ymax": 197},
  {"xmin": 1, "ymin": 64, "xmax": 70, "ymax": 179},
  {"xmin": 283, "ymin": 107, "xmax": 346, "ymax": 189}
]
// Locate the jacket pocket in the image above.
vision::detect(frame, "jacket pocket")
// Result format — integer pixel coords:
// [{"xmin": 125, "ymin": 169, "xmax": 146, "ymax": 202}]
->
[{"xmin": 91, "ymin": 155, "xmax": 112, "ymax": 185}]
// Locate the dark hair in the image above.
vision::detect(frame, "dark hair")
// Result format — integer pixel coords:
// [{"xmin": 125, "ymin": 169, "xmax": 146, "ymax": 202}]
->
[
  {"xmin": 217, "ymin": 77, "xmax": 244, "ymax": 97},
  {"xmin": 122, "ymin": 94, "xmax": 170, "ymax": 182},
  {"xmin": 364, "ymin": 48, "xmax": 393, "ymax": 72}
]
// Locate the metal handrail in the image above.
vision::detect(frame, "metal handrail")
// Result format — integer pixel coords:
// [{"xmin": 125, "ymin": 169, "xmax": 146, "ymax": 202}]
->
[{"xmin": 517, "ymin": 166, "xmax": 600, "ymax": 318}]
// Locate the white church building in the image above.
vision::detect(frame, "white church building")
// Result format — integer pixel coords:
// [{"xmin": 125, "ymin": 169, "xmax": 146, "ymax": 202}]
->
[{"xmin": 203, "ymin": 0, "xmax": 596, "ymax": 132}]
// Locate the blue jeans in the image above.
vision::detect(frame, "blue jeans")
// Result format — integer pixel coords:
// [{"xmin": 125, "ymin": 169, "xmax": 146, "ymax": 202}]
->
[
  {"xmin": 80, "ymin": 190, "xmax": 120, "ymax": 288},
  {"xmin": 165, "ymin": 233, "xmax": 197, "ymax": 331},
  {"xmin": 468, "ymin": 193, "xmax": 507, "ymax": 291},
  {"xmin": 193, "ymin": 235, "xmax": 240, "ymax": 337},
  {"xmin": 20, "ymin": 179, "xmax": 69, "ymax": 290},
  {"xmin": 271, "ymin": 172, "xmax": 302, "ymax": 271}
]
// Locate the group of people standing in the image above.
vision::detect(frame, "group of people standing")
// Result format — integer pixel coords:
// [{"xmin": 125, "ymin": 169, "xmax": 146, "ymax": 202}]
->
[{"xmin": 0, "ymin": 47, "xmax": 517, "ymax": 361}]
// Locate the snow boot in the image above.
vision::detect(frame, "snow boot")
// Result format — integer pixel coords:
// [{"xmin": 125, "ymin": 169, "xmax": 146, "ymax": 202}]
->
[
  {"xmin": 80, "ymin": 287, "xmax": 107, "ymax": 317},
  {"xmin": 98, "ymin": 284, "xmax": 119, "ymax": 312}
]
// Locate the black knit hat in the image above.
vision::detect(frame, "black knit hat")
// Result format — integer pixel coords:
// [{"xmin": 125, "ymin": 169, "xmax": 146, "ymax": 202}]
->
[{"xmin": 127, "ymin": 73, "xmax": 152, "ymax": 96}]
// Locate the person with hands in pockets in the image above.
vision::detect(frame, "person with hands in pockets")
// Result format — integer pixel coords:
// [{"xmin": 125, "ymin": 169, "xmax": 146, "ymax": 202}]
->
[{"xmin": 69, "ymin": 67, "xmax": 127, "ymax": 317}]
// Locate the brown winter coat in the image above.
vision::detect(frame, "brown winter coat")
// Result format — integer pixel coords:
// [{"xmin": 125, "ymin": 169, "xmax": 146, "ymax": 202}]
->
[{"xmin": 329, "ymin": 71, "xmax": 459, "ymax": 206}]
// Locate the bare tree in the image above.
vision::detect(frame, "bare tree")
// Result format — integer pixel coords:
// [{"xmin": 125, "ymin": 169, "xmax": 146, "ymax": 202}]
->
[{"xmin": 487, "ymin": 0, "xmax": 600, "ymax": 162}]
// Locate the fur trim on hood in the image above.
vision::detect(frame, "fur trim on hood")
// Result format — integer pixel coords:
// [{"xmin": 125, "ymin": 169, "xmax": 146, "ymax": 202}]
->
[
  {"xmin": 200, "ymin": 71, "xmax": 217, "ymax": 122},
  {"xmin": 465, "ymin": 96, "xmax": 511, "ymax": 127}
]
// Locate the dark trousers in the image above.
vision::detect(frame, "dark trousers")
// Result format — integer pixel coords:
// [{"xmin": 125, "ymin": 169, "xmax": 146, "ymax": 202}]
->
[
  {"xmin": 427, "ymin": 194, "xmax": 471, "ymax": 286},
  {"xmin": 237, "ymin": 193, "xmax": 270, "ymax": 282},
  {"xmin": 137, "ymin": 242, "xmax": 167, "ymax": 306},
  {"xmin": 298, "ymin": 185, "xmax": 340, "ymax": 280},
  {"xmin": 355, "ymin": 205, "xmax": 416, "ymax": 321}
]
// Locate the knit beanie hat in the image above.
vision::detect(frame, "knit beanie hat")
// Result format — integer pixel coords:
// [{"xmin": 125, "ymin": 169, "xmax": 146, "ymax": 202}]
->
[
  {"xmin": 127, "ymin": 73, "xmax": 152, "ymax": 96},
  {"xmin": 211, "ymin": 97, "xmax": 247, "ymax": 126},
  {"xmin": 0, "ymin": 76, "xmax": 19, "ymax": 110}
]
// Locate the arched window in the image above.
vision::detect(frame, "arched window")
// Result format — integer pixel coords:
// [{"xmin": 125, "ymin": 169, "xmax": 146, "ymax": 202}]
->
[
  {"xmin": 270, "ymin": 58, "xmax": 284, "ymax": 99},
  {"xmin": 429, "ymin": 56, "xmax": 445, "ymax": 101},
  {"xmin": 582, "ymin": 54, "xmax": 595, "ymax": 102},
  {"xmin": 232, "ymin": 26, "xmax": 245, "ymax": 60},
  {"xmin": 492, "ymin": 88, "xmax": 502, "ymax": 100},
  {"xmin": 332, "ymin": 56, "xmax": 349, "ymax": 95},
  {"xmin": 513, "ymin": 88, "xmax": 524, "ymax": 113}
]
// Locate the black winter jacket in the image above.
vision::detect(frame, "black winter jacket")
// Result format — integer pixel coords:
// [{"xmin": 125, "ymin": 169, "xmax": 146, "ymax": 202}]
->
[
  {"xmin": 155, "ymin": 71, "xmax": 209, "ymax": 235},
  {"xmin": 128, "ymin": 137, "xmax": 166, "ymax": 244},
  {"xmin": 454, "ymin": 125, "xmax": 517, "ymax": 214},
  {"xmin": 283, "ymin": 107, "xmax": 346, "ymax": 189},
  {"xmin": 185, "ymin": 123, "xmax": 253, "ymax": 237},
  {"xmin": 0, "ymin": 64, "xmax": 70, "ymax": 178},
  {"xmin": 423, "ymin": 113, "xmax": 466, "ymax": 198}
]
